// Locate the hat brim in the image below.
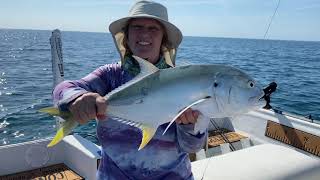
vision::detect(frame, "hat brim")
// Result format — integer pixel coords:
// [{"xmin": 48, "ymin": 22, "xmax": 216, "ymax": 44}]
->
[{"xmin": 109, "ymin": 14, "xmax": 182, "ymax": 48}]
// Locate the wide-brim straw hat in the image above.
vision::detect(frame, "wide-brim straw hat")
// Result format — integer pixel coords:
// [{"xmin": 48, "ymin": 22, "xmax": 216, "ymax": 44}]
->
[{"xmin": 109, "ymin": 0, "xmax": 183, "ymax": 66}]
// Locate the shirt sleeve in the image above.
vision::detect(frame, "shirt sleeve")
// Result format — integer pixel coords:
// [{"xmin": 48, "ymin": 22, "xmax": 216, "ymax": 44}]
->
[
  {"xmin": 176, "ymin": 123, "xmax": 207, "ymax": 153},
  {"xmin": 52, "ymin": 63, "xmax": 122, "ymax": 111}
]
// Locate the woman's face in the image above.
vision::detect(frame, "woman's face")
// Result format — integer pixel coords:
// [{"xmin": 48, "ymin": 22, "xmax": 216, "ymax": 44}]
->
[{"xmin": 127, "ymin": 18, "xmax": 164, "ymax": 64}]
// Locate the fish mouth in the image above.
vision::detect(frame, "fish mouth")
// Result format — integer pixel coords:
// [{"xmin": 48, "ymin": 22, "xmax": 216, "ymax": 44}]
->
[
  {"xmin": 259, "ymin": 92, "xmax": 266, "ymax": 101},
  {"xmin": 249, "ymin": 91, "xmax": 265, "ymax": 102},
  {"xmin": 249, "ymin": 92, "xmax": 267, "ymax": 108}
]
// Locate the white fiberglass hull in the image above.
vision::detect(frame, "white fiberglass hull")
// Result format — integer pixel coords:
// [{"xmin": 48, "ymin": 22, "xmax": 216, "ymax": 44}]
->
[{"xmin": 0, "ymin": 108, "xmax": 319, "ymax": 180}]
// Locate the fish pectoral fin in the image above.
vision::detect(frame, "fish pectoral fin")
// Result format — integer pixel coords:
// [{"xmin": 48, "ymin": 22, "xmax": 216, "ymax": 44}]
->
[
  {"xmin": 162, "ymin": 97, "xmax": 211, "ymax": 135},
  {"xmin": 47, "ymin": 120, "xmax": 78, "ymax": 147},
  {"xmin": 138, "ymin": 124, "xmax": 157, "ymax": 150}
]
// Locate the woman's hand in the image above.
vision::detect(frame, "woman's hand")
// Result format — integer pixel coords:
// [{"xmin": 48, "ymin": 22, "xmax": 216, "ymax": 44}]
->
[
  {"xmin": 68, "ymin": 92, "xmax": 107, "ymax": 124},
  {"xmin": 175, "ymin": 108, "xmax": 200, "ymax": 125}
]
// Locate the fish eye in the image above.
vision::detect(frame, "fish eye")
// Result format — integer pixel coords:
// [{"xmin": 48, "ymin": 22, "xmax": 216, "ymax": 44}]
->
[
  {"xmin": 248, "ymin": 81, "xmax": 255, "ymax": 88},
  {"xmin": 213, "ymin": 82, "xmax": 218, "ymax": 87}
]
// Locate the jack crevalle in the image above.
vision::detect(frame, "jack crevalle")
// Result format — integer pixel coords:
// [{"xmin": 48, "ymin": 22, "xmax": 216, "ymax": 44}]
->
[{"xmin": 40, "ymin": 56, "xmax": 266, "ymax": 150}]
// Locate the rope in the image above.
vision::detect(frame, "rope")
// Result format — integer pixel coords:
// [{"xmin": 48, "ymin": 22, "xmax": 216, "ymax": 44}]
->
[
  {"xmin": 210, "ymin": 119, "xmax": 236, "ymax": 151},
  {"xmin": 200, "ymin": 119, "xmax": 235, "ymax": 180}
]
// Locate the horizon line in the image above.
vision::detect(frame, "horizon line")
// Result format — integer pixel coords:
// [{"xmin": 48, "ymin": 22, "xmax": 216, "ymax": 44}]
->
[{"xmin": 1, "ymin": 27, "xmax": 319, "ymax": 43}]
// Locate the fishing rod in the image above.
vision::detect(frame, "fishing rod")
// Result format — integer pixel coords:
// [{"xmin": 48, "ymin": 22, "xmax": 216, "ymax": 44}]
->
[
  {"xmin": 261, "ymin": 0, "xmax": 317, "ymax": 121},
  {"xmin": 200, "ymin": 2, "xmax": 283, "ymax": 178},
  {"xmin": 264, "ymin": 0, "xmax": 281, "ymax": 39}
]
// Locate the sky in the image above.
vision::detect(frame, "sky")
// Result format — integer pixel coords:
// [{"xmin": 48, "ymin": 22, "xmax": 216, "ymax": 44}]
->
[{"xmin": 1, "ymin": 0, "xmax": 320, "ymax": 41}]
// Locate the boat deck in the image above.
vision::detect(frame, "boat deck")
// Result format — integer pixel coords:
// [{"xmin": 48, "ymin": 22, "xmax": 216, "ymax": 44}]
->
[
  {"xmin": 0, "ymin": 163, "xmax": 84, "ymax": 180},
  {"xmin": 192, "ymin": 144, "xmax": 320, "ymax": 180}
]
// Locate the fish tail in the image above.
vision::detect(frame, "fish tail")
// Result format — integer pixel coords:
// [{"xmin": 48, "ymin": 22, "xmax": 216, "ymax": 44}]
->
[
  {"xmin": 47, "ymin": 127, "xmax": 65, "ymax": 147},
  {"xmin": 39, "ymin": 107, "xmax": 61, "ymax": 115},
  {"xmin": 40, "ymin": 107, "xmax": 77, "ymax": 147},
  {"xmin": 138, "ymin": 125, "xmax": 157, "ymax": 150},
  {"xmin": 47, "ymin": 119, "xmax": 78, "ymax": 147},
  {"xmin": 39, "ymin": 106, "xmax": 72, "ymax": 120}
]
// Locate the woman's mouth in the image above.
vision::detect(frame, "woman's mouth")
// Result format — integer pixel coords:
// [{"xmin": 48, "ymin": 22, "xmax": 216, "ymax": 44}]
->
[{"xmin": 137, "ymin": 41, "xmax": 151, "ymax": 46}]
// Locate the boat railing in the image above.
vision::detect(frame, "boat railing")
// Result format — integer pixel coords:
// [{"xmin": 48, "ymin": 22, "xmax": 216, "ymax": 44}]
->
[{"xmin": 272, "ymin": 108, "xmax": 319, "ymax": 125}]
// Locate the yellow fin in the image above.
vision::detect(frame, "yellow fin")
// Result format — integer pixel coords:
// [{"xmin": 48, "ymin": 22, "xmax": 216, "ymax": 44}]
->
[
  {"xmin": 138, "ymin": 125, "xmax": 157, "ymax": 150},
  {"xmin": 47, "ymin": 119, "xmax": 78, "ymax": 147},
  {"xmin": 39, "ymin": 106, "xmax": 72, "ymax": 120},
  {"xmin": 47, "ymin": 127, "xmax": 65, "ymax": 147},
  {"xmin": 39, "ymin": 107, "xmax": 61, "ymax": 116}
]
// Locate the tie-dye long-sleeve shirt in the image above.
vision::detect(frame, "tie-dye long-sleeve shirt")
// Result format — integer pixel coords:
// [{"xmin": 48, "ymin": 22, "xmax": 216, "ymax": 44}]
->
[{"xmin": 53, "ymin": 60, "xmax": 207, "ymax": 180}]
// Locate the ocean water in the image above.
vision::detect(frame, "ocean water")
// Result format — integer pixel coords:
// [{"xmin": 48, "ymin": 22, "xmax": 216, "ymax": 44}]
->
[{"xmin": 0, "ymin": 29, "xmax": 319, "ymax": 146}]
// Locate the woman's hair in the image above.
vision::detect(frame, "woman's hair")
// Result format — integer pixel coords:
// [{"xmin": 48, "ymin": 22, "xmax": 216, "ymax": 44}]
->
[
  {"xmin": 121, "ymin": 24, "xmax": 131, "ymax": 56},
  {"xmin": 121, "ymin": 19, "xmax": 168, "ymax": 56}
]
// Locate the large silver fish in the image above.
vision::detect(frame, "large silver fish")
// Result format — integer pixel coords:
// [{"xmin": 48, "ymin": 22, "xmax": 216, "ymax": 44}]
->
[{"xmin": 40, "ymin": 56, "xmax": 266, "ymax": 150}]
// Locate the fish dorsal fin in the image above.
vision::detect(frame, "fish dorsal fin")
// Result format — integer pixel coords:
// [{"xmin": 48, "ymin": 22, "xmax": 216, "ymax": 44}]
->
[
  {"xmin": 162, "ymin": 97, "xmax": 211, "ymax": 135},
  {"xmin": 132, "ymin": 55, "xmax": 159, "ymax": 75},
  {"xmin": 105, "ymin": 56, "xmax": 159, "ymax": 101}
]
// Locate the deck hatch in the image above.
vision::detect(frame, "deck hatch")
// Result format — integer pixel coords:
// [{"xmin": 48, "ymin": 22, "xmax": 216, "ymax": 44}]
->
[
  {"xmin": 207, "ymin": 129, "xmax": 247, "ymax": 148},
  {"xmin": 189, "ymin": 129, "xmax": 247, "ymax": 161}
]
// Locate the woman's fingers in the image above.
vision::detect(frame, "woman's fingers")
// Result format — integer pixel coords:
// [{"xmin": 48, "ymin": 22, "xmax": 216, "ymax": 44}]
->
[
  {"xmin": 96, "ymin": 96, "xmax": 107, "ymax": 120},
  {"xmin": 192, "ymin": 110, "xmax": 200, "ymax": 123},
  {"xmin": 184, "ymin": 109, "xmax": 195, "ymax": 124},
  {"xmin": 78, "ymin": 108, "xmax": 91, "ymax": 124},
  {"xmin": 178, "ymin": 113, "xmax": 187, "ymax": 124},
  {"xmin": 69, "ymin": 92, "xmax": 107, "ymax": 124},
  {"xmin": 175, "ymin": 108, "xmax": 200, "ymax": 125}
]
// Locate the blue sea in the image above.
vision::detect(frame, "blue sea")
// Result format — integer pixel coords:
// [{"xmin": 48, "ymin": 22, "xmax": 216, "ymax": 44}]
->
[{"xmin": 0, "ymin": 29, "xmax": 319, "ymax": 146}]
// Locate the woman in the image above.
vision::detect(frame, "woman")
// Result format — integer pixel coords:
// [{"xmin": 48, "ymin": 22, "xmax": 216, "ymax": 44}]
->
[{"xmin": 53, "ymin": 1, "xmax": 207, "ymax": 179}]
